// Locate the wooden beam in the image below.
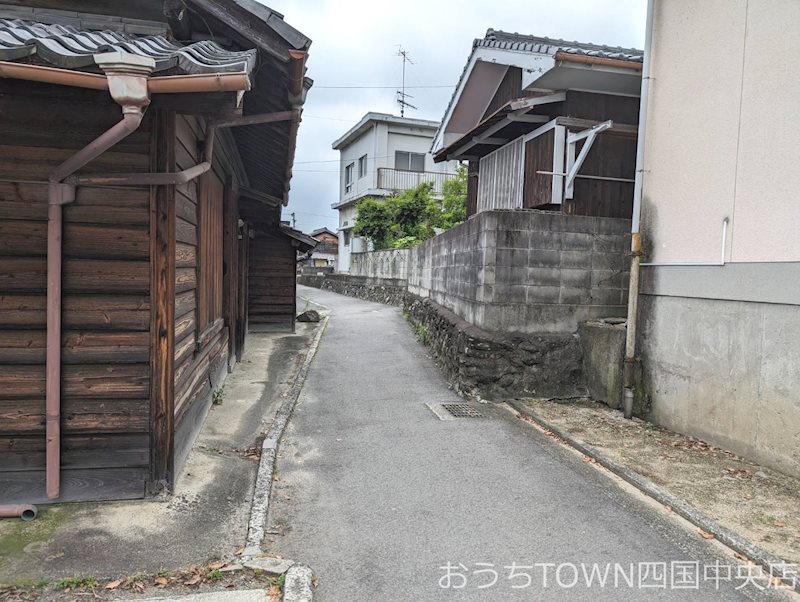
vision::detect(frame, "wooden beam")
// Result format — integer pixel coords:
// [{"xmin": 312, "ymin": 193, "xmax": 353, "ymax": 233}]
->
[
  {"xmin": 557, "ymin": 116, "xmax": 639, "ymax": 137},
  {"xmin": 222, "ymin": 177, "xmax": 239, "ymax": 370},
  {"xmin": 148, "ymin": 110, "xmax": 176, "ymax": 495}
]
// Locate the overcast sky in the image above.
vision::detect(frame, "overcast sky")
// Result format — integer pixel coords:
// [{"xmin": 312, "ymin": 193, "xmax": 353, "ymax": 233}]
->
[{"xmin": 268, "ymin": 0, "xmax": 647, "ymax": 233}]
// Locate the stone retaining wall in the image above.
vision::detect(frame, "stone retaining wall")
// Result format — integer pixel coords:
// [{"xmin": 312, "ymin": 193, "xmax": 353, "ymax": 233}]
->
[
  {"xmin": 299, "ymin": 274, "xmax": 585, "ymax": 400},
  {"xmin": 298, "ymin": 273, "xmax": 409, "ymax": 307}
]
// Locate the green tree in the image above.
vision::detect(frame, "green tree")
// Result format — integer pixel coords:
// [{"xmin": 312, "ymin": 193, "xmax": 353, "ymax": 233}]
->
[
  {"xmin": 353, "ymin": 170, "xmax": 468, "ymax": 250},
  {"xmin": 352, "ymin": 197, "xmax": 393, "ymax": 250},
  {"xmin": 440, "ymin": 165, "xmax": 467, "ymax": 229}
]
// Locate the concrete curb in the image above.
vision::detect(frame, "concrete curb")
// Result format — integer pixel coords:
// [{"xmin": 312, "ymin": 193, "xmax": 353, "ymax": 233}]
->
[
  {"xmin": 283, "ymin": 565, "xmax": 315, "ymax": 602},
  {"xmin": 508, "ymin": 400, "xmax": 798, "ymax": 593},
  {"xmin": 244, "ymin": 316, "xmax": 329, "ymax": 556}
]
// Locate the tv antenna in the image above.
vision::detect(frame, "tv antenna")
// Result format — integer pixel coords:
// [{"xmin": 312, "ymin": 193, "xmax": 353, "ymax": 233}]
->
[{"xmin": 396, "ymin": 45, "xmax": 417, "ymax": 117}]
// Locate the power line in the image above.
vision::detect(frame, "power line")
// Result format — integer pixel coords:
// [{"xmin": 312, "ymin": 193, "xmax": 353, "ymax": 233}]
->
[
  {"xmin": 294, "ymin": 154, "xmax": 398, "ymax": 165},
  {"xmin": 303, "ymin": 114, "xmax": 363, "ymax": 123},
  {"xmin": 313, "ymin": 84, "xmax": 455, "ymax": 89}
]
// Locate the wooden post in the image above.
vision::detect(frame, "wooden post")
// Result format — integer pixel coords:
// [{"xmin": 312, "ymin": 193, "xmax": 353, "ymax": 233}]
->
[
  {"xmin": 148, "ymin": 110, "xmax": 176, "ymax": 494},
  {"xmin": 222, "ymin": 175, "xmax": 239, "ymax": 370},
  {"xmin": 235, "ymin": 222, "xmax": 249, "ymax": 362}
]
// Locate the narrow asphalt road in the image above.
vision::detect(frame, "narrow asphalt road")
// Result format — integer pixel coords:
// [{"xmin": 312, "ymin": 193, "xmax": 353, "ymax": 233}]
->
[{"xmin": 266, "ymin": 286, "xmax": 786, "ymax": 601}]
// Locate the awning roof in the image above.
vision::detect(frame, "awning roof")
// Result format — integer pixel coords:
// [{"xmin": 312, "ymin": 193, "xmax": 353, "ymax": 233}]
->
[
  {"xmin": 280, "ymin": 224, "xmax": 317, "ymax": 252},
  {"xmin": 434, "ymin": 93, "xmax": 566, "ymax": 162},
  {"xmin": 0, "ymin": 18, "xmax": 257, "ymax": 75}
]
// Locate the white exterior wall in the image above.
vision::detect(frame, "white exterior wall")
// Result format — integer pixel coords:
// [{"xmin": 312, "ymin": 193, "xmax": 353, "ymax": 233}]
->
[
  {"xmin": 643, "ymin": 0, "xmax": 800, "ymax": 264},
  {"xmin": 638, "ymin": 0, "xmax": 800, "ymax": 478},
  {"xmin": 337, "ymin": 204, "xmax": 357, "ymax": 273},
  {"xmin": 386, "ymin": 130, "xmax": 455, "ymax": 174},
  {"xmin": 334, "ymin": 116, "xmax": 459, "ymax": 273},
  {"xmin": 338, "ymin": 124, "xmax": 384, "ymax": 203}
]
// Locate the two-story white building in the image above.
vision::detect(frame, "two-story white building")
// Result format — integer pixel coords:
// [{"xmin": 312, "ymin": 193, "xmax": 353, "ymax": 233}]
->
[{"xmin": 331, "ymin": 112, "xmax": 460, "ymax": 272}]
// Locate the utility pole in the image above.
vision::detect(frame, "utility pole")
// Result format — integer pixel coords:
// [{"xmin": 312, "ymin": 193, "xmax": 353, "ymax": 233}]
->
[
  {"xmin": 396, "ymin": 45, "xmax": 417, "ymax": 117},
  {"xmin": 290, "ymin": 212, "xmax": 296, "ymax": 229}
]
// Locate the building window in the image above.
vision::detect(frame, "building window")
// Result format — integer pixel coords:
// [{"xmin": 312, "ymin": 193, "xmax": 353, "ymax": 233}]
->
[
  {"xmin": 395, "ymin": 150, "xmax": 425, "ymax": 172},
  {"xmin": 344, "ymin": 162, "xmax": 354, "ymax": 193},
  {"xmin": 358, "ymin": 154, "xmax": 367, "ymax": 179},
  {"xmin": 343, "ymin": 230, "xmax": 351, "ymax": 246}
]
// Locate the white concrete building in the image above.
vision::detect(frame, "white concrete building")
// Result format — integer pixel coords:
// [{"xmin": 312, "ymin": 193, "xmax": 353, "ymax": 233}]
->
[
  {"xmin": 633, "ymin": 0, "xmax": 800, "ymax": 477},
  {"xmin": 331, "ymin": 113, "xmax": 459, "ymax": 272}
]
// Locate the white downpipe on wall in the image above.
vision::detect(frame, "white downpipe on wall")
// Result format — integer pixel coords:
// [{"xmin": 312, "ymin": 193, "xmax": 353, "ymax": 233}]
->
[{"xmin": 622, "ymin": 0, "xmax": 655, "ymax": 419}]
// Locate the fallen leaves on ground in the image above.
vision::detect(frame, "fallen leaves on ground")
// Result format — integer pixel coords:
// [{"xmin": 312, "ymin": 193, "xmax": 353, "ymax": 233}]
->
[
  {"xmin": 724, "ymin": 467, "xmax": 752, "ymax": 479},
  {"xmin": 184, "ymin": 575, "xmax": 202, "ymax": 586},
  {"xmin": 660, "ymin": 438, "xmax": 712, "ymax": 452},
  {"xmin": 698, "ymin": 529, "xmax": 715, "ymax": 540},
  {"xmin": 267, "ymin": 585, "xmax": 282, "ymax": 598},
  {"xmin": 154, "ymin": 577, "xmax": 168, "ymax": 586},
  {"xmin": 104, "ymin": 580, "xmax": 122, "ymax": 590}
]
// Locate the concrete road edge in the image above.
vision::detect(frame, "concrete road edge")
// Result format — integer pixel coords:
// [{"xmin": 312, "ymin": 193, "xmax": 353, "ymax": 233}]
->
[
  {"xmin": 507, "ymin": 400, "xmax": 798, "ymax": 593},
  {"xmin": 242, "ymin": 317, "xmax": 328, "ymax": 598}
]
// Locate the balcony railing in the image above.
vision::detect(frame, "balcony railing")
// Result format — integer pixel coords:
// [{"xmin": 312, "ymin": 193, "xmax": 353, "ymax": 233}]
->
[{"xmin": 377, "ymin": 168, "xmax": 458, "ymax": 195}]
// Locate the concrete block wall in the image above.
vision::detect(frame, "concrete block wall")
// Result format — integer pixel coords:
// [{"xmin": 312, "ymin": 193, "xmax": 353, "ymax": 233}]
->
[
  {"xmin": 350, "ymin": 248, "xmax": 410, "ymax": 281},
  {"xmin": 409, "ymin": 209, "xmax": 631, "ymax": 334}
]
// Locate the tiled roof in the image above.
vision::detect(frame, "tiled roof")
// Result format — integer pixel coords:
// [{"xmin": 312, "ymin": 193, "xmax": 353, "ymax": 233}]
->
[
  {"xmin": 0, "ymin": 18, "xmax": 256, "ymax": 75},
  {"xmin": 480, "ymin": 29, "xmax": 643, "ymax": 62}
]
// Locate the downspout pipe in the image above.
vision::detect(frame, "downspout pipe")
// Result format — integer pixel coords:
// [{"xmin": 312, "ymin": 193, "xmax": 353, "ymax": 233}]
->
[
  {"xmin": 65, "ymin": 110, "xmax": 298, "ymax": 188},
  {"xmin": 43, "ymin": 52, "xmax": 154, "ymax": 500},
  {"xmin": 0, "ymin": 505, "xmax": 37, "ymax": 521},
  {"xmin": 622, "ymin": 0, "xmax": 655, "ymax": 419}
]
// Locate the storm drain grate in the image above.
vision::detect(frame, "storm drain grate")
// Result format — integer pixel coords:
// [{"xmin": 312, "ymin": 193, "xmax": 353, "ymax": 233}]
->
[{"xmin": 426, "ymin": 402, "xmax": 484, "ymax": 420}]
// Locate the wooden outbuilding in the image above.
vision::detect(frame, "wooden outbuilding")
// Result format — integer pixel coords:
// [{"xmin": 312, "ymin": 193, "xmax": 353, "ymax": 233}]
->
[
  {"xmin": 433, "ymin": 30, "xmax": 642, "ymax": 219},
  {"xmin": 0, "ymin": 1, "xmax": 314, "ymax": 506}
]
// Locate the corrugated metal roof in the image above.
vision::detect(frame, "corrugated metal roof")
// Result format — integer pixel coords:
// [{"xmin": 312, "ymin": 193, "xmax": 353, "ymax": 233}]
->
[
  {"xmin": 0, "ymin": 18, "xmax": 256, "ymax": 74},
  {"xmin": 480, "ymin": 29, "xmax": 643, "ymax": 62}
]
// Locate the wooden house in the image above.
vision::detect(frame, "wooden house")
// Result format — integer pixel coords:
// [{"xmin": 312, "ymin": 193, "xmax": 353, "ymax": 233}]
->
[
  {"xmin": 432, "ymin": 30, "xmax": 642, "ymax": 219},
  {"xmin": 0, "ymin": 0, "xmax": 314, "ymax": 507}
]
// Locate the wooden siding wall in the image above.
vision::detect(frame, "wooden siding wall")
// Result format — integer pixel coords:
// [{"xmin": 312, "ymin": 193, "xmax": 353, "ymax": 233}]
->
[
  {"xmin": 0, "ymin": 83, "xmax": 151, "ymax": 503},
  {"xmin": 523, "ymin": 129, "xmax": 555, "ymax": 208},
  {"xmin": 482, "ymin": 67, "xmax": 540, "ymax": 120},
  {"xmin": 172, "ymin": 115, "xmax": 230, "ymax": 473},
  {"xmin": 249, "ymin": 230, "xmax": 296, "ymax": 332},
  {"xmin": 466, "ymin": 160, "xmax": 479, "ymax": 218},
  {"xmin": 564, "ymin": 134, "xmax": 636, "ymax": 219},
  {"xmin": 564, "ymin": 91, "xmax": 640, "ymax": 125},
  {"xmin": 477, "ymin": 138, "xmax": 524, "ymax": 213}
]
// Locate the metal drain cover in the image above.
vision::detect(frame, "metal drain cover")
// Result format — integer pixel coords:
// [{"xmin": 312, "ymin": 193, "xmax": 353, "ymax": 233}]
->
[{"xmin": 426, "ymin": 402, "xmax": 484, "ymax": 420}]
